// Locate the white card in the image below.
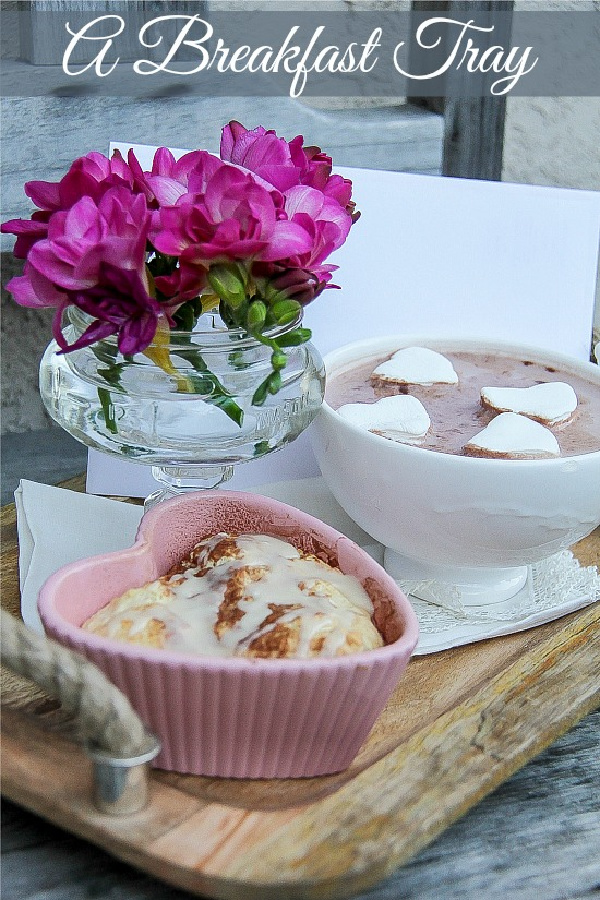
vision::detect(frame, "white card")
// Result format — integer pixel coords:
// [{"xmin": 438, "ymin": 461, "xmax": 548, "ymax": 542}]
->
[
  {"xmin": 87, "ymin": 143, "xmax": 600, "ymax": 497},
  {"xmin": 309, "ymin": 165, "xmax": 600, "ymax": 360},
  {"xmin": 86, "ymin": 429, "xmax": 321, "ymax": 496}
]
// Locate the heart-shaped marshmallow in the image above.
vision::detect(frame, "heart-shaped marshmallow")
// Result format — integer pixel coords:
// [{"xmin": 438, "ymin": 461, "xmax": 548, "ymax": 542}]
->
[
  {"xmin": 337, "ymin": 395, "xmax": 431, "ymax": 444},
  {"xmin": 372, "ymin": 347, "xmax": 458, "ymax": 385},
  {"xmin": 464, "ymin": 412, "xmax": 561, "ymax": 459},
  {"xmin": 480, "ymin": 381, "xmax": 577, "ymax": 425}
]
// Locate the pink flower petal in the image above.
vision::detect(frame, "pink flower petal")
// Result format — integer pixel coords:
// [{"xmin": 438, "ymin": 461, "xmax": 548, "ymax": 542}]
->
[
  {"xmin": 5, "ymin": 273, "xmax": 44, "ymax": 307},
  {"xmin": 56, "ymin": 315, "xmax": 117, "ymax": 352},
  {"xmin": 25, "ymin": 180, "xmax": 61, "ymax": 210},
  {"xmin": 151, "ymin": 147, "xmax": 177, "ymax": 177},
  {"xmin": 259, "ymin": 220, "xmax": 314, "ymax": 261},
  {"xmin": 145, "ymin": 175, "xmax": 188, "ymax": 207}
]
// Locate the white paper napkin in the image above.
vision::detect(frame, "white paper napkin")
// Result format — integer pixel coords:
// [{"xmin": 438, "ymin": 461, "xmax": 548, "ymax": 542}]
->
[
  {"xmin": 15, "ymin": 478, "xmax": 599, "ymax": 654},
  {"xmin": 15, "ymin": 480, "xmax": 144, "ymax": 632}
]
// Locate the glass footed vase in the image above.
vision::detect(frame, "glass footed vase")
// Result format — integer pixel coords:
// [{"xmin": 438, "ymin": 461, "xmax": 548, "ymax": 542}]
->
[{"xmin": 39, "ymin": 307, "xmax": 325, "ymax": 506}]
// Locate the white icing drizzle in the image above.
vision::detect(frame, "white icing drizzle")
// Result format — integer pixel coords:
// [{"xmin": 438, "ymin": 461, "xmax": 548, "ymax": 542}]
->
[
  {"xmin": 480, "ymin": 382, "xmax": 578, "ymax": 425},
  {"xmin": 84, "ymin": 534, "xmax": 382, "ymax": 658},
  {"xmin": 337, "ymin": 395, "xmax": 431, "ymax": 443},
  {"xmin": 372, "ymin": 346, "xmax": 458, "ymax": 385},
  {"xmin": 464, "ymin": 412, "xmax": 561, "ymax": 458}
]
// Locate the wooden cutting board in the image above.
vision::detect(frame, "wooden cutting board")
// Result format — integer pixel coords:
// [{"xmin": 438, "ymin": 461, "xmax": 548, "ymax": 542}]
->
[{"xmin": 1, "ymin": 478, "xmax": 599, "ymax": 900}]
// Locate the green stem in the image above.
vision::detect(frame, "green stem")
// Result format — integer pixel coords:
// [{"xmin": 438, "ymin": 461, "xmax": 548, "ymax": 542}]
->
[
  {"xmin": 97, "ymin": 361, "xmax": 128, "ymax": 390},
  {"xmin": 170, "ymin": 335, "xmax": 244, "ymax": 427},
  {"xmin": 97, "ymin": 387, "xmax": 119, "ymax": 435}
]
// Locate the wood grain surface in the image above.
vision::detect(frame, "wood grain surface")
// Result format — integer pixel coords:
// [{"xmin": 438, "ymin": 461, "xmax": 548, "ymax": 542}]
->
[{"xmin": 1, "ymin": 481, "xmax": 599, "ymax": 900}]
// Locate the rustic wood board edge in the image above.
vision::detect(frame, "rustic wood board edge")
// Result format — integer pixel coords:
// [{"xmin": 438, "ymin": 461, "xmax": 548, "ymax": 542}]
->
[{"xmin": 2, "ymin": 602, "xmax": 599, "ymax": 900}]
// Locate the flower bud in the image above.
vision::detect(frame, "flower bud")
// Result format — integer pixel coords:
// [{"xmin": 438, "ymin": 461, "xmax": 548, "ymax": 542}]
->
[
  {"xmin": 247, "ymin": 300, "xmax": 267, "ymax": 331},
  {"xmin": 267, "ymin": 371, "xmax": 282, "ymax": 395},
  {"xmin": 252, "ymin": 379, "xmax": 269, "ymax": 406},
  {"xmin": 271, "ymin": 298, "xmax": 301, "ymax": 325},
  {"xmin": 271, "ymin": 349, "xmax": 287, "ymax": 371},
  {"xmin": 207, "ymin": 263, "xmax": 247, "ymax": 310},
  {"xmin": 276, "ymin": 327, "xmax": 312, "ymax": 348}
]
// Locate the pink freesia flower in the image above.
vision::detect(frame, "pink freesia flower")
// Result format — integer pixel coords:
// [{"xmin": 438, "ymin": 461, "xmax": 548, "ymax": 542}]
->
[
  {"xmin": 0, "ymin": 150, "xmax": 152, "ymax": 258},
  {"xmin": 153, "ymin": 258, "xmax": 209, "ymax": 305},
  {"xmin": 56, "ymin": 263, "xmax": 163, "ymax": 355},
  {"xmin": 5, "ymin": 187, "xmax": 149, "ymax": 309},
  {"xmin": 144, "ymin": 149, "xmax": 217, "ymax": 207},
  {"xmin": 4, "ymin": 187, "xmax": 161, "ymax": 354},
  {"xmin": 142, "ymin": 149, "xmax": 253, "ymax": 241},
  {"xmin": 220, "ymin": 121, "xmax": 306, "ymax": 192},
  {"xmin": 243, "ymin": 185, "xmax": 353, "ymax": 306},
  {"xmin": 2, "ymin": 123, "xmax": 358, "ymax": 376},
  {"xmin": 272, "ymin": 184, "xmax": 352, "ymax": 287},
  {"xmin": 252, "ymin": 261, "xmax": 334, "ymax": 305},
  {"xmin": 220, "ymin": 121, "xmax": 359, "ymax": 220},
  {"xmin": 26, "ymin": 150, "xmax": 144, "ymax": 212},
  {"xmin": 0, "ymin": 212, "xmax": 52, "ymax": 259},
  {"xmin": 150, "ymin": 154, "xmax": 313, "ymax": 302},
  {"xmin": 7, "ymin": 261, "xmax": 68, "ymax": 309},
  {"xmin": 26, "ymin": 188, "xmax": 149, "ymax": 294}
]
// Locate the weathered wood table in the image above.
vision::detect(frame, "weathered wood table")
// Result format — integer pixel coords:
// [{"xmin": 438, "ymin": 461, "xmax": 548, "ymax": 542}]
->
[{"xmin": 1, "ymin": 467, "xmax": 599, "ymax": 900}]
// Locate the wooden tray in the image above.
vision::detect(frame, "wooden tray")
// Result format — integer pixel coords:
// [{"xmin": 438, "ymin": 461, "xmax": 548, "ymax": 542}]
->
[{"xmin": 2, "ymin": 480, "xmax": 599, "ymax": 900}]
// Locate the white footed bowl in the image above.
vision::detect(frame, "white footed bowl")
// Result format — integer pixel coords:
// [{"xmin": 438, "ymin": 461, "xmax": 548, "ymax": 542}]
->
[{"xmin": 310, "ymin": 336, "xmax": 600, "ymax": 605}]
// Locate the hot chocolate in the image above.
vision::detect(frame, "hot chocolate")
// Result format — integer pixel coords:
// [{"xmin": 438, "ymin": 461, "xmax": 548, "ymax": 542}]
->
[{"xmin": 325, "ymin": 347, "xmax": 600, "ymax": 457}]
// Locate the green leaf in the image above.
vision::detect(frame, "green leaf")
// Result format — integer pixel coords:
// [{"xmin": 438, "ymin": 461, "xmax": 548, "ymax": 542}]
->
[
  {"xmin": 212, "ymin": 394, "xmax": 244, "ymax": 427},
  {"xmin": 172, "ymin": 300, "xmax": 197, "ymax": 332},
  {"xmin": 185, "ymin": 373, "xmax": 218, "ymax": 394},
  {"xmin": 169, "ymin": 335, "xmax": 245, "ymax": 426},
  {"xmin": 146, "ymin": 250, "xmax": 178, "ymax": 278},
  {"xmin": 253, "ymin": 440, "xmax": 270, "ymax": 457},
  {"xmin": 91, "ymin": 342, "xmax": 120, "ymax": 365},
  {"xmin": 227, "ymin": 349, "xmax": 252, "ymax": 370}
]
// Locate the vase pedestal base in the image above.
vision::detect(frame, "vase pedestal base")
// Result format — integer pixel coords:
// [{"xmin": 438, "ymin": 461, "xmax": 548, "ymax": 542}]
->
[{"xmin": 145, "ymin": 464, "xmax": 235, "ymax": 509}]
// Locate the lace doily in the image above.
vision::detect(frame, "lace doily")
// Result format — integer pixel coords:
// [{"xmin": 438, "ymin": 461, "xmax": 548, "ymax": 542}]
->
[{"xmin": 397, "ymin": 550, "xmax": 599, "ymax": 655}]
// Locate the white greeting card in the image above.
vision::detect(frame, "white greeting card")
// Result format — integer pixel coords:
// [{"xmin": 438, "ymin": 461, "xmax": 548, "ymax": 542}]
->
[{"xmin": 86, "ymin": 144, "xmax": 600, "ymax": 497}]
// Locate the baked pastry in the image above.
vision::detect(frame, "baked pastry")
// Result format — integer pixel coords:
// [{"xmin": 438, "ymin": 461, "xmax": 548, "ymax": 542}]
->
[{"xmin": 83, "ymin": 533, "xmax": 384, "ymax": 659}]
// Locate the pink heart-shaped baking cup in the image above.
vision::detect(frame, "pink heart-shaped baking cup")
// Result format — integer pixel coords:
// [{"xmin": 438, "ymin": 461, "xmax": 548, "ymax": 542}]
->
[{"xmin": 38, "ymin": 490, "xmax": 419, "ymax": 778}]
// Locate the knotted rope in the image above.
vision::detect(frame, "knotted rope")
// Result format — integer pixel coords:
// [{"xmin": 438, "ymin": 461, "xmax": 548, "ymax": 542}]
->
[{"xmin": 1, "ymin": 608, "xmax": 152, "ymax": 758}]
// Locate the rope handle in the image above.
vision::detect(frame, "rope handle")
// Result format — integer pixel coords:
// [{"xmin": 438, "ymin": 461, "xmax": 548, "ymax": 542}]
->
[{"xmin": 1, "ymin": 608, "xmax": 152, "ymax": 758}]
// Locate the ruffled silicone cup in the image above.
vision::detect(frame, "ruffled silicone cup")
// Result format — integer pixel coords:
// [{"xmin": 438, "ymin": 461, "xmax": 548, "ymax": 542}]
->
[{"xmin": 38, "ymin": 491, "xmax": 419, "ymax": 779}]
